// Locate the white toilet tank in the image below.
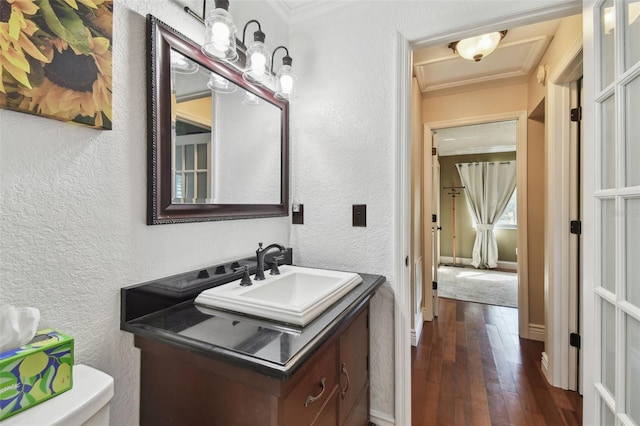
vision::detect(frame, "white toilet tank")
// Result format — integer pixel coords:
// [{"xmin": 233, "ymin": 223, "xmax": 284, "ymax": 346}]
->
[{"xmin": 1, "ymin": 364, "xmax": 114, "ymax": 426}]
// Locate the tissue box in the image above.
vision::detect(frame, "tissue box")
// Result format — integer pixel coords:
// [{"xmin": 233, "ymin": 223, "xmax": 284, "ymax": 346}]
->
[{"xmin": 0, "ymin": 329, "xmax": 74, "ymax": 421}]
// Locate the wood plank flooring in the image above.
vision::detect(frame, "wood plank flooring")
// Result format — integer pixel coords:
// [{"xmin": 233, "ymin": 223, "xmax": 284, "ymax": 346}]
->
[{"xmin": 411, "ymin": 298, "xmax": 583, "ymax": 426}]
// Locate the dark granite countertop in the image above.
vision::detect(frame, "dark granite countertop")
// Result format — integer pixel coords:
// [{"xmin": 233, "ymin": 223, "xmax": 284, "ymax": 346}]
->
[{"xmin": 121, "ymin": 257, "xmax": 384, "ymax": 379}]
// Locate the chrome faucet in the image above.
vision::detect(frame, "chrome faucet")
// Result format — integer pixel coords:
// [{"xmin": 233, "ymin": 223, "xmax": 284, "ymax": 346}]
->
[{"xmin": 255, "ymin": 242, "xmax": 286, "ymax": 280}]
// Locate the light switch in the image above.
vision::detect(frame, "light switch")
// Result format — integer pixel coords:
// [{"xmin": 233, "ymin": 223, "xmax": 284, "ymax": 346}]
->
[{"xmin": 353, "ymin": 205, "xmax": 366, "ymax": 227}]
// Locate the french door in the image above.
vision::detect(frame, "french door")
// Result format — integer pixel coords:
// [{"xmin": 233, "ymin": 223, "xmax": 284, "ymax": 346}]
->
[{"xmin": 584, "ymin": 0, "xmax": 640, "ymax": 423}]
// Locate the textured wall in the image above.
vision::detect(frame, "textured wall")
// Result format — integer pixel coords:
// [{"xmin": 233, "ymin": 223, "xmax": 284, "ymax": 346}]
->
[
  {"xmin": 0, "ymin": 0, "xmax": 577, "ymax": 424},
  {"xmin": 0, "ymin": 2, "xmax": 289, "ymax": 425},
  {"xmin": 287, "ymin": 0, "xmax": 575, "ymax": 419}
]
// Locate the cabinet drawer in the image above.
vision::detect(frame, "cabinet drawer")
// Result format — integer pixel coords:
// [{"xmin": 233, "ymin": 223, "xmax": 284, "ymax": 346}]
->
[{"xmin": 283, "ymin": 342, "xmax": 338, "ymax": 425}]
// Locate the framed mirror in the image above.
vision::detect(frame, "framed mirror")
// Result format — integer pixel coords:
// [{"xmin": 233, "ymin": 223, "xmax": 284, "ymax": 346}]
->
[{"xmin": 147, "ymin": 15, "xmax": 289, "ymax": 225}]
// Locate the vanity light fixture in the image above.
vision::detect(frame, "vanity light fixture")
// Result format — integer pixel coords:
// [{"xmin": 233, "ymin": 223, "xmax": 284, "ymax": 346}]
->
[
  {"xmin": 242, "ymin": 91, "xmax": 260, "ymax": 106},
  {"xmin": 207, "ymin": 72, "xmax": 237, "ymax": 94},
  {"xmin": 185, "ymin": 0, "xmax": 238, "ymax": 62},
  {"xmin": 242, "ymin": 20, "xmax": 271, "ymax": 85},
  {"xmin": 170, "ymin": 50, "xmax": 199, "ymax": 74},
  {"xmin": 271, "ymin": 46, "xmax": 296, "ymax": 101},
  {"xmin": 448, "ymin": 30, "xmax": 507, "ymax": 62}
]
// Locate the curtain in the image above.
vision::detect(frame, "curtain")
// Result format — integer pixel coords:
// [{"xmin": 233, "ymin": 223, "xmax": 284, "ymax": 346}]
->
[{"xmin": 455, "ymin": 161, "xmax": 517, "ymax": 269}]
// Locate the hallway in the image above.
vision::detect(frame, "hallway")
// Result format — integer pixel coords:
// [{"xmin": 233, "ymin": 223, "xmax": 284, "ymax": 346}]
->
[{"xmin": 411, "ymin": 298, "xmax": 582, "ymax": 425}]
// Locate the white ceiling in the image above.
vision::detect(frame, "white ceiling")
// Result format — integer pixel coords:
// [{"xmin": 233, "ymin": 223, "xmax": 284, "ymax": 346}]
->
[
  {"xmin": 413, "ymin": 19, "xmax": 562, "ymax": 94},
  {"xmin": 415, "ymin": 18, "xmax": 567, "ymax": 156}
]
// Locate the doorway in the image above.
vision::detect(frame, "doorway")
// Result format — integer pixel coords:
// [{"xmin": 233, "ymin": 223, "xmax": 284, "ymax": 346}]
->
[
  {"xmin": 395, "ymin": 5, "xmax": 585, "ymax": 425},
  {"xmin": 421, "ymin": 112, "xmax": 529, "ymax": 339},
  {"xmin": 433, "ymin": 120, "xmax": 520, "ymax": 309}
]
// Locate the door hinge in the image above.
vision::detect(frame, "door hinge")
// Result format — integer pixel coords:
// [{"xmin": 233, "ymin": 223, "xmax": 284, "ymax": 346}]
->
[
  {"xmin": 570, "ymin": 333, "xmax": 581, "ymax": 349},
  {"xmin": 432, "ymin": 214, "xmax": 437, "ymax": 223},
  {"xmin": 570, "ymin": 107, "xmax": 582, "ymax": 122},
  {"xmin": 432, "ymin": 281, "xmax": 437, "ymax": 290},
  {"xmin": 570, "ymin": 220, "xmax": 582, "ymax": 235},
  {"xmin": 366, "ymin": 355, "xmax": 370, "ymax": 371},
  {"xmin": 432, "ymin": 147, "xmax": 437, "ymax": 156}
]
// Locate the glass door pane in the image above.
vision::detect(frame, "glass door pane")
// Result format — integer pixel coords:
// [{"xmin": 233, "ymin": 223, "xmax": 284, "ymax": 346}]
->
[
  {"xmin": 601, "ymin": 199, "xmax": 616, "ymax": 293},
  {"xmin": 601, "ymin": 95, "xmax": 616, "ymax": 189},
  {"xmin": 627, "ymin": 198, "xmax": 640, "ymax": 307},
  {"xmin": 625, "ymin": 1, "xmax": 640, "ymax": 70},
  {"xmin": 601, "ymin": 399, "xmax": 615, "ymax": 425},
  {"xmin": 625, "ymin": 76, "xmax": 640, "ymax": 187},
  {"xmin": 627, "ymin": 315, "xmax": 640, "ymax": 424},
  {"xmin": 600, "ymin": 0, "xmax": 616, "ymax": 89},
  {"xmin": 602, "ymin": 299, "xmax": 616, "ymax": 397}
]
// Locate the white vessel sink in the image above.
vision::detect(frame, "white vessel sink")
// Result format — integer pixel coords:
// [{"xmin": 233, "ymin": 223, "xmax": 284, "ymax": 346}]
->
[{"xmin": 194, "ymin": 265, "xmax": 362, "ymax": 326}]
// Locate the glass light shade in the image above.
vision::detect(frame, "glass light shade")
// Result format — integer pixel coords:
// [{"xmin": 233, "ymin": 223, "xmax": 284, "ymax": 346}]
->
[
  {"xmin": 170, "ymin": 50, "xmax": 199, "ymax": 74},
  {"xmin": 207, "ymin": 72, "xmax": 236, "ymax": 94},
  {"xmin": 202, "ymin": 8, "xmax": 238, "ymax": 62},
  {"xmin": 242, "ymin": 92, "xmax": 260, "ymax": 106},
  {"xmin": 455, "ymin": 32, "xmax": 503, "ymax": 62},
  {"xmin": 242, "ymin": 41, "xmax": 271, "ymax": 85},
  {"xmin": 275, "ymin": 64, "xmax": 296, "ymax": 101}
]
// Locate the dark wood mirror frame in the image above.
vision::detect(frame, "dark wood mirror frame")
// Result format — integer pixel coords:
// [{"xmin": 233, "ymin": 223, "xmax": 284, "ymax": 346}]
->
[{"xmin": 147, "ymin": 15, "xmax": 289, "ymax": 225}]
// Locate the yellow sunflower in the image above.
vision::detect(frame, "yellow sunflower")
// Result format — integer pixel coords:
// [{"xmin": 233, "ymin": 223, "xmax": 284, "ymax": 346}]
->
[
  {"xmin": 85, "ymin": 0, "xmax": 112, "ymax": 38},
  {"xmin": 0, "ymin": 0, "xmax": 50, "ymax": 93},
  {"xmin": 62, "ymin": 0, "xmax": 104, "ymax": 10},
  {"xmin": 19, "ymin": 28, "xmax": 112, "ymax": 127}
]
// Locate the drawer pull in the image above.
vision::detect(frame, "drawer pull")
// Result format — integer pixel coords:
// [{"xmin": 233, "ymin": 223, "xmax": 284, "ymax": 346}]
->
[
  {"xmin": 304, "ymin": 378, "xmax": 326, "ymax": 407},
  {"xmin": 340, "ymin": 363, "xmax": 350, "ymax": 399}
]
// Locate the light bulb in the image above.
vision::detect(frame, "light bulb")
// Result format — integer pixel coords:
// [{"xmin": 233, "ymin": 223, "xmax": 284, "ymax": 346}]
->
[
  {"xmin": 251, "ymin": 52, "xmax": 266, "ymax": 76},
  {"xmin": 212, "ymin": 22, "xmax": 230, "ymax": 47},
  {"xmin": 280, "ymin": 75, "xmax": 293, "ymax": 93}
]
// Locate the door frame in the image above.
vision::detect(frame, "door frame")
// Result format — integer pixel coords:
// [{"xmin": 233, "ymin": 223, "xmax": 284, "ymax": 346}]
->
[
  {"xmin": 543, "ymin": 34, "xmax": 583, "ymax": 390},
  {"xmin": 424, "ymin": 112, "xmax": 529, "ymax": 340},
  {"xmin": 393, "ymin": 2, "xmax": 583, "ymax": 424}
]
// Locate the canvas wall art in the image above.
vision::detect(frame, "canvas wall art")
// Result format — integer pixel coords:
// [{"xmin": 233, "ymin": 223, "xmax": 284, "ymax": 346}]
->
[{"xmin": 0, "ymin": 0, "xmax": 113, "ymax": 129}]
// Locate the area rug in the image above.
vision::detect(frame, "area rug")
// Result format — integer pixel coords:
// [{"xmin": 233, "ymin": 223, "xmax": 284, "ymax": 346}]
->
[{"xmin": 437, "ymin": 266, "xmax": 518, "ymax": 308}]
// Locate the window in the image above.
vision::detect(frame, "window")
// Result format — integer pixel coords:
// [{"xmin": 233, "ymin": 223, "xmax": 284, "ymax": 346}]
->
[
  {"xmin": 496, "ymin": 189, "xmax": 517, "ymax": 228},
  {"xmin": 471, "ymin": 189, "xmax": 517, "ymax": 228}
]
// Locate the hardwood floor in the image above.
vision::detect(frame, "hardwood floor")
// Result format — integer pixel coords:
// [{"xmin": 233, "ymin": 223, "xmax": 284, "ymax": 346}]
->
[{"xmin": 411, "ymin": 298, "xmax": 583, "ymax": 426}]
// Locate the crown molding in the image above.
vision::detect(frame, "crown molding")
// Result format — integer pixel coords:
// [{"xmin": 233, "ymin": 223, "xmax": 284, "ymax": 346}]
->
[{"xmin": 267, "ymin": 0, "xmax": 350, "ymax": 24}]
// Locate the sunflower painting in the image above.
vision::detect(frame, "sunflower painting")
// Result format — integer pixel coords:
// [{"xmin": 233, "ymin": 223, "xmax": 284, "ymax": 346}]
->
[{"xmin": 0, "ymin": 0, "xmax": 113, "ymax": 129}]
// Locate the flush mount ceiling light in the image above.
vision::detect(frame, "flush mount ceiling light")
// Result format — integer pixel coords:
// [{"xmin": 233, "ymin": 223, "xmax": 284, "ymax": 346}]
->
[
  {"xmin": 448, "ymin": 30, "xmax": 507, "ymax": 62},
  {"xmin": 271, "ymin": 46, "xmax": 296, "ymax": 101}
]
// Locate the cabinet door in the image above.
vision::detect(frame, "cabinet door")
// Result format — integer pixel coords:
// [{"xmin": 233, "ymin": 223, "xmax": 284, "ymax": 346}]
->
[
  {"xmin": 284, "ymin": 341, "xmax": 338, "ymax": 426},
  {"xmin": 338, "ymin": 307, "xmax": 369, "ymax": 425},
  {"xmin": 312, "ymin": 393, "xmax": 339, "ymax": 426}
]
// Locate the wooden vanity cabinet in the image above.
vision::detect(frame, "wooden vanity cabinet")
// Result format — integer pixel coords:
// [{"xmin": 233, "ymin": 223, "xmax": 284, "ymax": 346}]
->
[{"xmin": 135, "ymin": 304, "xmax": 370, "ymax": 426}]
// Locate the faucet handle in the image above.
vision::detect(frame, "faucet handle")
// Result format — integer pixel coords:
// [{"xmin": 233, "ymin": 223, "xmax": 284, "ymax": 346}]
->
[
  {"xmin": 239, "ymin": 265, "xmax": 253, "ymax": 286},
  {"xmin": 270, "ymin": 256, "xmax": 283, "ymax": 276}
]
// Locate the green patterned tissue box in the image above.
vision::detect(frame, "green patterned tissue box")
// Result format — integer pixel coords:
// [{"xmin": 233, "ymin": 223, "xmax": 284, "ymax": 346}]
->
[{"xmin": 0, "ymin": 329, "xmax": 74, "ymax": 420}]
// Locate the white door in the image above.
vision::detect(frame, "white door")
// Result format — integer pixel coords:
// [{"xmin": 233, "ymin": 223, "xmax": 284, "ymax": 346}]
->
[
  {"xmin": 422, "ymin": 124, "xmax": 434, "ymax": 322},
  {"xmin": 583, "ymin": 0, "xmax": 640, "ymax": 423},
  {"xmin": 432, "ymin": 138, "xmax": 441, "ymax": 318}
]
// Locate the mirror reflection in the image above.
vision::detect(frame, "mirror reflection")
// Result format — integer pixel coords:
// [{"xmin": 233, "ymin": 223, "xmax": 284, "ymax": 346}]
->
[{"xmin": 170, "ymin": 50, "xmax": 281, "ymax": 205}]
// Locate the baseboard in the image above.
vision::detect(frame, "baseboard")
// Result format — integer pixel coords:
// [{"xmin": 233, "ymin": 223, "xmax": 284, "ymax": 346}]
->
[
  {"xmin": 439, "ymin": 257, "xmax": 517, "ymax": 272},
  {"xmin": 440, "ymin": 256, "xmax": 473, "ymax": 267},
  {"xmin": 541, "ymin": 351, "xmax": 551, "ymax": 383},
  {"xmin": 528, "ymin": 323, "xmax": 545, "ymax": 341},
  {"xmin": 411, "ymin": 312, "xmax": 423, "ymax": 346},
  {"xmin": 370, "ymin": 410, "xmax": 395, "ymax": 426}
]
